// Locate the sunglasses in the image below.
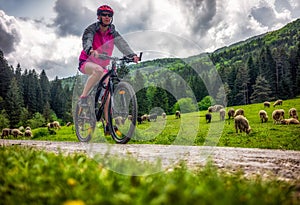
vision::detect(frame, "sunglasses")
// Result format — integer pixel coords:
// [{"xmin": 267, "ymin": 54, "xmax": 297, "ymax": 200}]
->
[{"xmin": 101, "ymin": 13, "xmax": 113, "ymax": 17}]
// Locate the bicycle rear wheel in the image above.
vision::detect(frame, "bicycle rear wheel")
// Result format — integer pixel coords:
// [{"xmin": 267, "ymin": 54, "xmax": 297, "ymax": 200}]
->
[
  {"xmin": 74, "ymin": 100, "xmax": 96, "ymax": 142},
  {"xmin": 108, "ymin": 81, "xmax": 137, "ymax": 144}
]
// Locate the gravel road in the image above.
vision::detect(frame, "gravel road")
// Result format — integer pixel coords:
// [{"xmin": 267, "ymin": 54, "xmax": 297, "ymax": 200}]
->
[{"xmin": 1, "ymin": 139, "xmax": 300, "ymax": 181}]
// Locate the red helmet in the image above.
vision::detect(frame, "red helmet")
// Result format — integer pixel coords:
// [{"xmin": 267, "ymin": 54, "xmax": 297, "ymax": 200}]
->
[{"xmin": 97, "ymin": 5, "xmax": 114, "ymax": 16}]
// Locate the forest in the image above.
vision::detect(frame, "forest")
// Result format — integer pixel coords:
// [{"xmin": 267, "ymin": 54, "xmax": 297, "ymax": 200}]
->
[{"xmin": 0, "ymin": 18, "xmax": 300, "ymax": 129}]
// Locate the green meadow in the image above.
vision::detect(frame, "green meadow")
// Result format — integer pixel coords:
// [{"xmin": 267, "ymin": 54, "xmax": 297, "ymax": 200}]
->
[{"xmin": 20, "ymin": 97, "xmax": 300, "ymax": 151}]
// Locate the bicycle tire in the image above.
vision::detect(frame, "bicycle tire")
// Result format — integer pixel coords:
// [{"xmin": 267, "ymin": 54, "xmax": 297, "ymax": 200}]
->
[
  {"xmin": 108, "ymin": 81, "xmax": 137, "ymax": 144},
  {"xmin": 74, "ymin": 100, "xmax": 96, "ymax": 142}
]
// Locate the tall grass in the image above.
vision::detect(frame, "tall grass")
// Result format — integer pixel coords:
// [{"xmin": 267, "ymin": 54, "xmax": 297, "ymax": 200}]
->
[{"xmin": 0, "ymin": 145, "xmax": 298, "ymax": 205}]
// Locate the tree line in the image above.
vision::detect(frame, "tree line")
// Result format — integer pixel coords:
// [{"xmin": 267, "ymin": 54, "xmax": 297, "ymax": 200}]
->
[{"xmin": 0, "ymin": 50, "xmax": 73, "ymax": 129}]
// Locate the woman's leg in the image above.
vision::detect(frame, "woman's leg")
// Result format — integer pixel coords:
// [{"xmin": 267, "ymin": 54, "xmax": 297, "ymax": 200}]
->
[{"xmin": 80, "ymin": 62, "xmax": 104, "ymax": 97}]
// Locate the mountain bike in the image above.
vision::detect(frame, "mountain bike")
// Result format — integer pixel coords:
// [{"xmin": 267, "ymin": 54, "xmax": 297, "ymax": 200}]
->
[{"xmin": 74, "ymin": 52, "xmax": 142, "ymax": 144}]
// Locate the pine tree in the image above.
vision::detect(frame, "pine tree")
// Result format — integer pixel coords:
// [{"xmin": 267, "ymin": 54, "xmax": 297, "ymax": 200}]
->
[
  {"xmin": 50, "ymin": 77, "xmax": 67, "ymax": 119},
  {"xmin": 250, "ymin": 75, "xmax": 273, "ymax": 103},
  {"xmin": 234, "ymin": 65, "xmax": 250, "ymax": 105},
  {"xmin": 40, "ymin": 70, "xmax": 51, "ymax": 113},
  {"xmin": 152, "ymin": 85, "xmax": 169, "ymax": 114},
  {"xmin": 5, "ymin": 77, "xmax": 24, "ymax": 127},
  {"xmin": 131, "ymin": 70, "xmax": 149, "ymax": 115},
  {"xmin": 0, "ymin": 50, "xmax": 13, "ymax": 99},
  {"xmin": 258, "ymin": 46, "xmax": 276, "ymax": 97}
]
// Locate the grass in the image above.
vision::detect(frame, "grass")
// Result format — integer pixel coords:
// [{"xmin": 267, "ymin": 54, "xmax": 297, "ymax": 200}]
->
[
  {"xmin": 0, "ymin": 145, "xmax": 299, "ymax": 205},
  {"xmin": 5, "ymin": 97, "xmax": 300, "ymax": 150}
]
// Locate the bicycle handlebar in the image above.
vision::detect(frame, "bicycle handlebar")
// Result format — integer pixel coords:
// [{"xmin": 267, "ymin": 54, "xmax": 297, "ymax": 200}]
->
[{"xmin": 97, "ymin": 52, "xmax": 143, "ymax": 63}]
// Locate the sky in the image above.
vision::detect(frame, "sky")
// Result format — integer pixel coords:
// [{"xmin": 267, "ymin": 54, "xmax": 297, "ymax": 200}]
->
[{"xmin": 0, "ymin": 0, "xmax": 300, "ymax": 80}]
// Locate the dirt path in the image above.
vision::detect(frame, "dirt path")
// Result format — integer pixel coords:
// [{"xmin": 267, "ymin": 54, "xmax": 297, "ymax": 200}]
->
[{"xmin": 1, "ymin": 139, "xmax": 300, "ymax": 181}]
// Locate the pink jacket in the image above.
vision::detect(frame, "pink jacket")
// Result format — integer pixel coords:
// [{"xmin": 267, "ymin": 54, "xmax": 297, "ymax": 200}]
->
[{"xmin": 79, "ymin": 22, "xmax": 135, "ymax": 68}]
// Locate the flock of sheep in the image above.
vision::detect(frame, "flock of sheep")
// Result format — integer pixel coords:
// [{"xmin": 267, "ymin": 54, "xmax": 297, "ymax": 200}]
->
[
  {"xmin": 1, "ymin": 126, "xmax": 32, "ymax": 139},
  {"xmin": 1, "ymin": 121, "xmax": 62, "ymax": 139},
  {"xmin": 206, "ymin": 99, "xmax": 299, "ymax": 134}
]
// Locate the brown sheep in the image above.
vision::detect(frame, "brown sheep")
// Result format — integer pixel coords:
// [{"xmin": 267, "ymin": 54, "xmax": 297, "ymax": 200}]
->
[
  {"xmin": 219, "ymin": 108, "xmax": 226, "ymax": 121},
  {"xmin": 141, "ymin": 114, "xmax": 149, "ymax": 122},
  {"xmin": 259, "ymin": 110, "xmax": 268, "ymax": 123},
  {"xmin": 11, "ymin": 129, "xmax": 23, "ymax": 138},
  {"xmin": 175, "ymin": 111, "xmax": 181, "ymax": 119},
  {"xmin": 234, "ymin": 115, "xmax": 251, "ymax": 134},
  {"xmin": 127, "ymin": 115, "xmax": 133, "ymax": 121},
  {"xmin": 227, "ymin": 108, "xmax": 235, "ymax": 120},
  {"xmin": 234, "ymin": 109, "xmax": 244, "ymax": 117},
  {"xmin": 272, "ymin": 109, "xmax": 285, "ymax": 124},
  {"xmin": 114, "ymin": 116, "xmax": 125, "ymax": 126},
  {"xmin": 263, "ymin": 101, "xmax": 271, "ymax": 108},
  {"xmin": 53, "ymin": 121, "xmax": 61, "ymax": 129},
  {"xmin": 273, "ymin": 99, "xmax": 283, "ymax": 107},
  {"xmin": 205, "ymin": 113, "xmax": 212, "ymax": 123},
  {"xmin": 47, "ymin": 122, "xmax": 54, "ymax": 129},
  {"xmin": 289, "ymin": 108, "xmax": 298, "ymax": 120},
  {"xmin": 280, "ymin": 118, "xmax": 300, "ymax": 125},
  {"xmin": 24, "ymin": 130, "xmax": 32, "ymax": 137},
  {"xmin": 208, "ymin": 105, "xmax": 224, "ymax": 113},
  {"xmin": 1, "ymin": 128, "xmax": 11, "ymax": 139}
]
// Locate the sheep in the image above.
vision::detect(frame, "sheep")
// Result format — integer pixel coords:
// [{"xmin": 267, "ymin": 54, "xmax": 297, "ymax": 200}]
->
[
  {"xmin": 227, "ymin": 108, "xmax": 235, "ymax": 120},
  {"xmin": 272, "ymin": 109, "xmax": 285, "ymax": 124},
  {"xmin": 273, "ymin": 99, "xmax": 283, "ymax": 107},
  {"xmin": 127, "ymin": 115, "xmax": 133, "ymax": 121},
  {"xmin": 66, "ymin": 122, "xmax": 72, "ymax": 127},
  {"xmin": 53, "ymin": 121, "xmax": 61, "ymax": 129},
  {"xmin": 137, "ymin": 116, "xmax": 143, "ymax": 124},
  {"xmin": 280, "ymin": 118, "xmax": 300, "ymax": 125},
  {"xmin": 25, "ymin": 126, "xmax": 31, "ymax": 131},
  {"xmin": 162, "ymin": 113, "xmax": 166, "ymax": 119},
  {"xmin": 175, "ymin": 111, "xmax": 181, "ymax": 119},
  {"xmin": 115, "ymin": 116, "xmax": 125, "ymax": 126},
  {"xmin": 289, "ymin": 108, "xmax": 298, "ymax": 120},
  {"xmin": 234, "ymin": 115, "xmax": 251, "ymax": 134},
  {"xmin": 205, "ymin": 113, "xmax": 212, "ymax": 123},
  {"xmin": 148, "ymin": 113, "xmax": 157, "ymax": 122},
  {"xmin": 259, "ymin": 110, "xmax": 268, "ymax": 123},
  {"xmin": 11, "ymin": 129, "xmax": 23, "ymax": 138},
  {"xmin": 263, "ymin": 101, "xmax": 271, "ymax": 108},
  {"xmin": 24, "ymin": 130, "xmax": 32, "ymax": 137},
  {"xmin": 208, "ymin": 105, "xmax": 224, "ymax": 113},
  {"xmin": 1, "ymin": 128, "xmax": 11, "ymax": 139},
  {"xmin": 219, "ymin": 109, "xmax": 226, "ymax": 121},
  {"xmin": 234, "ymin": 109, "xmax": 244, "ymax": 117},
  {"xmin": 141, "ymin": 114, "xmax": 149, "ymax": 122},
  {"xmin": 47, "ymin": 122, "xmax": 54, "ymax": 129}
]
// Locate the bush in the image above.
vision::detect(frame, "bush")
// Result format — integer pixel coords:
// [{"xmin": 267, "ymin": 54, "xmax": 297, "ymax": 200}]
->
[
  {"xmin": 28, "ymin": 112, "xmax": 46, "ymax": 129},
  {"xmin": 173, "ymin": 98, "xmax": 198, "ymax": 113},
  {"xmin": 198, "ymin": 96, "xmax": 215, "ymax": 111}
]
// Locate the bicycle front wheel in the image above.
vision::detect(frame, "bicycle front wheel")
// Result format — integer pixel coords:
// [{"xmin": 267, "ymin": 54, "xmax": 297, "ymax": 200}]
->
[
  {"xmin": 74, "ymin": 100, "xmax": 96, "ymax": 142},
  {"xmin": 108, "ymin": 81, "xmax": 137, "ymax": 144}
]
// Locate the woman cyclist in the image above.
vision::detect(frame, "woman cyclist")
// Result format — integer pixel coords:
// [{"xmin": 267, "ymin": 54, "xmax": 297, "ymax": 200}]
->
[{"xmin": 78, "ymin": 5, "xmax": 139, "ymax": 134}]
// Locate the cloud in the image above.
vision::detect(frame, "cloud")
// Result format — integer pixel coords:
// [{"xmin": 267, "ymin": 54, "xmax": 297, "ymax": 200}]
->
[
  {"xmin": 0, "ymin": 10, "xmax": 21, "ymax": 53},
  {"xmin": 53, "ymin": 0, "xmax": 95, "ymax": 36},
  {"xmin": 177, "ymin": 0, "xmax": 217, "ymax": 36}
]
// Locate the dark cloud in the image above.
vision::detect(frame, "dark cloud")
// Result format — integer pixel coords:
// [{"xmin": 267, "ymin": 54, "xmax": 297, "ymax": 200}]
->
[
  {"xmin": 0, "ymin": 10, "xmax": 21, "ymax": 54},
  {"xmin": 114, "ymin": 1, "xmax": 154, "ymax": 33},
  {"xmin": 274, "ymin": 0, "xmax": 293, "ymax": 12},
  {"xmin": 250, "ymin": 5, "xmax": 279, "ymax": 27},
  {"xmin": 177, "ymin": 0, "xmax": 217, "ymax": 35},
  {"xmin": 53, "ymin": 0, "xmax": 95, "ymax": 36}
]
